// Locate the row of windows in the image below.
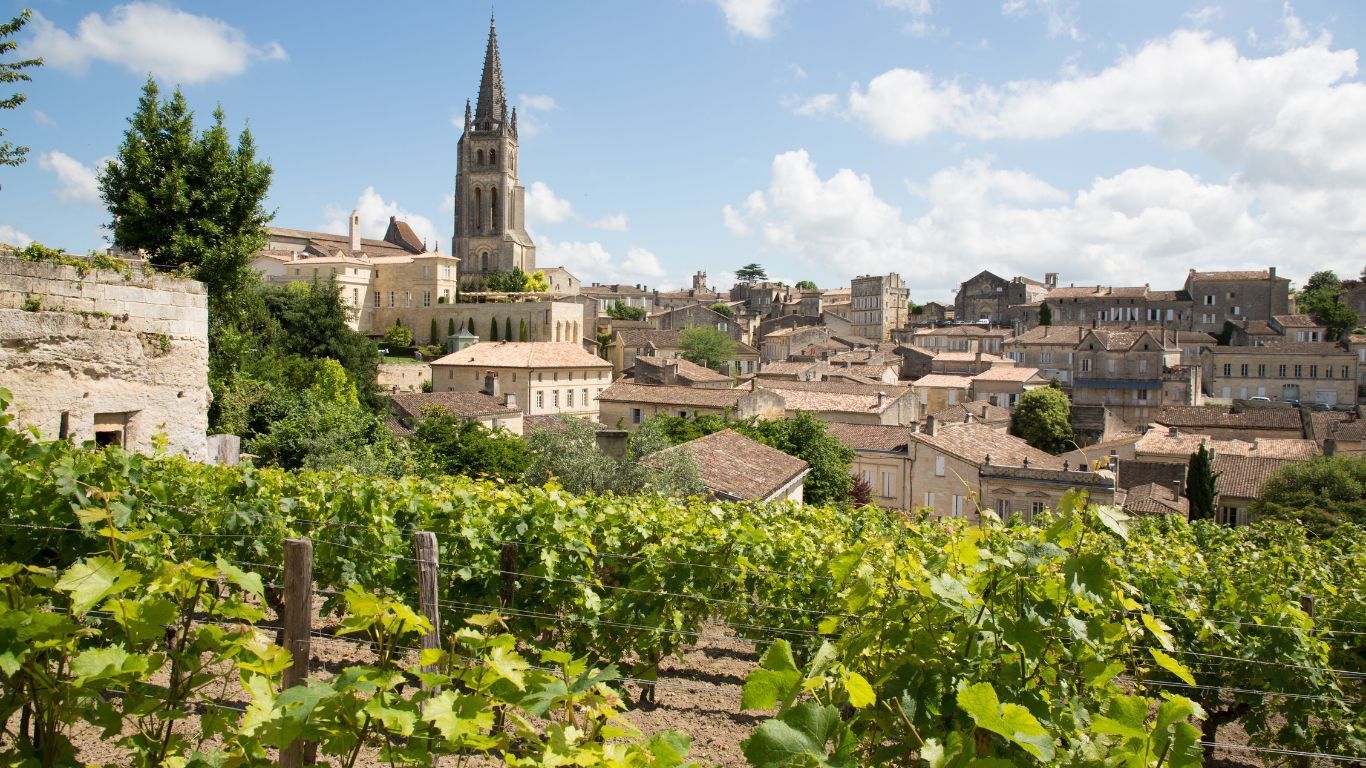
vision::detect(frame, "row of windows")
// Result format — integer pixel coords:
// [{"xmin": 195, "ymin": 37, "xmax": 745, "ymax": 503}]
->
[
  {"xmin": 534, "ymin": 388, "xmax": 598, "ymax": 410},
  {"xmin": 1219, "ymin": 363, "xmax": 1350, "ymax": 379}
]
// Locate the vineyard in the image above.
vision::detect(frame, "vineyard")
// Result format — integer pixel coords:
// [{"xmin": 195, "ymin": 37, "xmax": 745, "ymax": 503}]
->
[{"xmin": 0, "ymin": 390, "xmax": 1363, "ymax": 767}]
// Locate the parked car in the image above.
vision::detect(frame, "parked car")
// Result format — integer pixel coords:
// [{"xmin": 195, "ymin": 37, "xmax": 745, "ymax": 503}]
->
[{"xmin": 1249, "ymin": 396, "xmax": 1272, "ymax": 402}]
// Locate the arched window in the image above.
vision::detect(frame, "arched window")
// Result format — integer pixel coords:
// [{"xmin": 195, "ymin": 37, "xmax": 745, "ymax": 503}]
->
[
  {"xmin": 476, "ymin": 149, "xmax": 484, "ymax": 166},
  {"xmin": 490, "ymin": 189, "xmax": 500, "ymax": 232},
  {"xmin": 489, "ymin": 149, "xmax": 497, "ymax": 166},
  {"xmin": 480, "ymin": 251, "xmax": 489, "ymax": 271},
  {"xmin": 474, "ymin": 187, "xmax": 483, "ymax": 232}
]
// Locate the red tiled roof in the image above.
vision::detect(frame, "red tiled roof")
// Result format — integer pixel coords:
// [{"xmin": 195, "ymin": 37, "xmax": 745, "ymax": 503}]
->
[
  {"xmin": 1212, "ymin": 454, "xmax": 1298, "ymax": 499},
  {"xmin": 646, "ymin": 430, "xmax": 809, "ymax": 501},
  {"xmin": 825, "ymin": 422, "xmax": 913, "ymax": 452},
  {"xmin": 431, "ymin": 342, "xmax": 611, "ymax": 369}
]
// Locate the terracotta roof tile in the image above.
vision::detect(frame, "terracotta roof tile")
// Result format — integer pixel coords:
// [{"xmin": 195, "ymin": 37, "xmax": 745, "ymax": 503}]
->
[
  {"xmin": 598, "ymin": 382, "xmax": 749, "ymax": 408},
  {"xmin": 385, "ymin": 391, "xmax": 519, "ymax": 423},
  {"xmin": 759, "ymin": 380, "xmax": 908, "ymax": 414},
  {"xmin": 929, "ymin": 400, "xmax": 1013, "ymax": 425},
  {"xmin": 1151, "ymin": 406, "xmax": 1303, "ymax": 431},
  {"xmin": 825, "ymin": 423, "xmax": 913, "ymax": 452},
  {"xmin": 1135, "ymin": 429, "xmax": 1320, "ymax": 460},
  {"xmin": 1273, "ymin": 314, "xmax": 1321, "ymax": 328},
  {"xmin": 634, "ymin": 354, "xmax": 732, "ymax": 384},
  {"xmin": 1007, "ymin": 325, "xmax": 1089, "ymax": 344},
  {"xmin": 431, "ymin": 342, "xmax": 612, "ymax": 369},
  {"xmin": 971, "ymin": 366, "xmax": 1043, "ymax": 383},
  {"xmin": 914, "ymin": 421, "xmax": 1064, "ymax": 469},
  {"xmin": 1190, "ymin": 269, "xmax": 1280, "ymax": 281},
  {"xmin": 912, "ymin": 374, "xmax": 974, "ymax": 389},
  {"xmin": 1212, "ymin": 455, "xmax": 1298, "ymax": 498},
  {"xmin": 646, "ymin": 430, "xmax": 809, "ymax": 501},
  {"xmin": 1123, "ymin": 482, "xmax": 1189, "ymax": 516}
]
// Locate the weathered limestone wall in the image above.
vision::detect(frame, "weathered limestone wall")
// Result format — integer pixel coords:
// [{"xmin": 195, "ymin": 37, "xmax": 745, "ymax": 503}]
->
[
  {"xmin": 377, "ymin": 362, "xmax": 431, "ymax": 392},
  {"xmin": 0, "ymin": 257, "xmax": 210, "ymax": 459}
]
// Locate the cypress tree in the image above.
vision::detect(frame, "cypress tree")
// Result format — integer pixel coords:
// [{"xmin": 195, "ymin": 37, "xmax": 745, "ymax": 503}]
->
[
  {"xmin": 1039, "ymin": 301, "xmax": 1053, "ymax": 326},
  {"xmin": 519, "ymin": 318, "xmax": 528, "ymax": 341},
  {"xmin": 1186, "ymin": 445, "xmax": 1218, "ymax": 521},
  {"xmin": 430, "ymin": 317, "xmax": 438, "ymax": 344},
  {"xmin": 505, "ymin": 317, "xmax": 513, "ymax": 341},
  {"xmin": 448, "ymin": 317, "xmax": 455, "ymax": 337},
  {"xmin": 467, "ymin": 317, "xmax": 475, "ymax": 335},
  {"xmin": 490, "ymin": 317, "xmax": 499, "ymax": 341}
]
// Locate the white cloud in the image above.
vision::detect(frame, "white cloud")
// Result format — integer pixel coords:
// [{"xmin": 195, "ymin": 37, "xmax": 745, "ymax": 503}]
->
[
  {"xmin": 0, "ymin": 224, "xmax": 34, "ymax": 248},
  {"xmin": 837, "ymin": 30, "xmax": 1366, "ymax": 187},
  {"xmin": 25, "ymin": 3, "xmax": 285, "ymax": 83},
  {"xmin": 533, "ymin": 234, "xmax": 675, "ymax": 289},
  {"xmin": 1001, "ymin": 0, "xmax": 1082, "ymax": 41},
  {"xmin": 787, "ymin": 63, "xmax": 807, "ymax": 80},
  {"xmin": 590, "ymin": 213, "xmax": 629, "ymax": 232},
  {"xmin": 1276, "ymin": 2, "xmax": 1313, "ymax": 48},
  {"xmin": 519, "ymin": 94, "xmax": 558, "ymax": 111},
  {"xmin": 881, "ymin": 0, "xmax": 933, "ymax": 13},
  {"xmin": 716, "ymin": 0, "xmax": 783, "ymax": 39},
  {"xmin": 790, "ymin": 93, "xmax": 840, "ymax": 117},
  {"xmin": 321, "ymin": 187, "xmax": 441, "ymax": 251},
  {"xmin": 525, "ymin": 181, "xmax": 574, "ymax": 225},
  {"xmin": 32, "ymin": 110, "xmax": 55, "ymax": 127},
  {"xmin": 1185, "ymin": 5, "xmax": 1223, "ymax": 27},
  {"xmin": 38, "ymin": 151, "xmax": 103, "ymax": 204},
  {"xmin": 516, "ymin": 94, "xmax": 558, "ymax": 136},
  {"xmin": 725, "ymin": 150, "xmax": 1365, "ymax": 299}
]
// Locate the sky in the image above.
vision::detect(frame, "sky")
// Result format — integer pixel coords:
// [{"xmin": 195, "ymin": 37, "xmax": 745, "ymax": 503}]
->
[{"xmin": 5, "ymin": 0, "xmax": 1366, "ymax": 301}]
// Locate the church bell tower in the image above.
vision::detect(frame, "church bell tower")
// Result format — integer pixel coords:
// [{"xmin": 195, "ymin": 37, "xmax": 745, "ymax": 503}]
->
[{"xmin": 453, "ymin": 14, "xmax": 535, "ymax": 281}]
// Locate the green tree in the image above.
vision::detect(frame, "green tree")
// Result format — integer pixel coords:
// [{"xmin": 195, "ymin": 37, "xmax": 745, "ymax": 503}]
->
[
  {"xmin": 430, "ymin": 317, "xmax": 439, "ymax": 344},
  {"xmin": 522, "ymin": 417, "xmax": 701, "ymax": 497},
  {"xmin": 100, "ymin": 78, "xmax": 272, "ymax": 309},
  {"xmin": 1185, "ymin": 445, "xmax": 1218, "ymax": 521},
  {"xmin": 1303, "ymin": 270, "xmax": 1341, "ymax": 295},
  {"xmin": 606, "ymin": 301, "xmax": 647, "ymax": 321},
  {"xmin": 467, "ymin": 317, "xmax": 476, "ymax": 335},
  {"xmin": 733, "ymin": 412, "xmax": 854, "ymax": 506},
  {"xmin": 489, "ymin": 317, "xmax": 499, "ymax": 341},
  {"xmin": 448, "ymin": 317, "xmax": 456, "ymax": 337},
  {"xmin": 255, "ymin": 279, "xmax": 378, "ymax": 393},
  {"xmin": 794, "ymin": 280, "xmax": 818, "ymax": 290},
  {"xmin": 736, "ymin": 263, "xmax": 767, "ymax": 283},
  {"xmin": 1298, "ymin": 270, "xmax": 1359, "ymax": 340},
  {"xmin": 385, "ymin": 322, "xmax": 413, "ymax": 348},
  {"xmin": 679, "ymin": 326, "xmax": 736, "ymax": 371},
  {"xmin": 525, "ymin": 270, "xmax": 549, "ymax": 292},
  {"xmin": 708, "ymin": 302, "xmax": 734, "ymax": 318},
  {"xmin": 1009, "ymin": 387, "xmax": 1075, "ymax": 454},
  {"xmin": 1038, "ymin": 301, "xmax": 1052, "ymax": 326},
  {"xmin": 519, "ymin": 318, "xmax": 528, "ymax": 341},
  {"xmin": 505, "ymin": 317, "xmax": 513, "ymax": 341},
  {"xmin": 0, "ymin": 10, "xmax": 42, "ymax": 168},
  {"xmin": 647, "ymin": 413, "xmax": 729, "ymax": 445},
  {"xmin": 1249, "ymin": 456, "xmax": 1366, "ymax": 536},
  {"xmin": 408, "ymin": 407, "xmax": 529, "ymax": 480}
]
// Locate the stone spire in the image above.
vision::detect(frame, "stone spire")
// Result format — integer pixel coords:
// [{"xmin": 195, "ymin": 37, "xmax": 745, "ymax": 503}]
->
[{"xmin": 474, "ymin": 13, "xmax": 506, "ymax": 127}]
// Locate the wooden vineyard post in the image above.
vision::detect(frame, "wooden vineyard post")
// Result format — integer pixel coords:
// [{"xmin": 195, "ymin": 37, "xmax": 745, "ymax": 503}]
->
[
  {"xmin": 413, "ymin": 531, "xmax": 442, "ymax": 679},
  {"xmin": 280, "ymin": 538, "xmax": 314, "ymax": 768},
  {"xmin": 499, "ymin": 542, "xmax": 518, "ymax": 609},
  {"xmin": 1300, "ymin": 593, "xmax": 1316, "ymax": 619}
]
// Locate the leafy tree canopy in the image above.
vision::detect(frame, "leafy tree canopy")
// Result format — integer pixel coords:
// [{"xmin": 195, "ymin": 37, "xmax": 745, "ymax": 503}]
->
[
  {"xmin": 384, "ymin": 323, "xmax": 414, "ymax": 348},
  {"xmin": 1009, "ymin": 387, "xmax": 1075, "ymax": 454},
  {"xmin": 679, "ymin": 326, "xmax": 736, "ymax": 371},
  {"xmin": 794, "ymin": 280, "xmax": 818, "ymax": 290},
  {"xmin": 100, "ymin": 77, "xmax": 272, "ymax": 311},
  {"xmin": 1249, "ymin": 456, "xmax": 1366, "ymax": 536},
  {"xmin": 0, "ymin": 10, "xmax": 42, "ymax": 168},
  {"xmin": 736, "ymin": 263, "xmax": 767, "ymax": 283},
  {"xmin": 522, "ymin": 418, "xmax": 701, "ymax": 497},
  {"xmin": 408, "ymin": 407, "xmax": 529, "ymax": 480},
  {"xmin": 606, "ymin": 301, "xmax": 647, "ymax": 321},
  {"xmin": 1298, "ymin": 270, "xmax": 1359, "ymax": 340},
  {"xmin": 708, "ymin": 302, "xmax": 734, "ymax": 318}
]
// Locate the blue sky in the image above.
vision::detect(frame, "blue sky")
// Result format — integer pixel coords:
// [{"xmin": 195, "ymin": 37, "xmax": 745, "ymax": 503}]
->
[{"xmin": 6, "ymin": 0, "xmax": 1365, "ymax": 300}]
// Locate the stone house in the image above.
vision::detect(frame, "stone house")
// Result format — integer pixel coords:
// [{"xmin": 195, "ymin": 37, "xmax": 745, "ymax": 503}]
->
[
  {"xmin": 0, "ymin": 254, "xmax": 209, "ymax": 459},
  {"xmin": 429, "ymin": 341, "xmax": 613, "ymax": 419},
  {"xmin": 1072, "ymin": 328, "xmax": 1187, "ymax": 423},
  {"xmin": 755, "ymin": 360, "xmax": 829, "ymax": 382},
  {"xmin": 1201, "ymin": 342, "xmax": 1357, "ymax": 406},
  {"xmin": 954, "ymin": 270, "xmax": 1053, "ymax": 324},
  {"xmin": 825, "ymin": 423, "xmax": 914, "ymax": 511},
  {"xmin": 630, "ymin": 355, "xmax": 734, "ymax": 389},
  {"xmin": 759, "ymin": 325, "xmax": 833, "ymax": 363},
  {"xmin": 1210, "ymin": 455, "xmax": 1299, "ymax": 527},
  {"xmin": 644, "ymin": 429, "xmax": 809, "ymax": 503},
  {"xmin": 929, "ymin": 400, "xmax": 1013, "ymax": 432},
  {"xmin": 929, "ymin": 351, "xmax": 1015, "ymax": 377},
  {"xmin": 907, "ymin": 325, "xmax": 1010, "ymax": 354},
  {"xmin": 382, "ymin": 390, "xmax": 523, "ymax": 436},
  {"xmin": 1132, "ymin": 426, "xmax": 1319, "ymax": 463},
  {"xmin": 1148, "ymin": 405, "xmax": 1306, "ymax": 441},
  {"xmin": 850, "ymin": 273, "xmax": 908, "ymax": 341},
  {"xmin": 912, "ymin": 374, "xmax": 974, "ymax": 417},
  {"xmin": 908, "ymin": 417, "xmax": 1114, "ymax": 522},
  {"xmin": 596, "ymin": 381, "xmax": 785, "ymax": 429},
  {"xmin": 1003, "ymin": 325, "xmax": 1086, "ymax": 383},
  {"xmin": 606, "ymin": 328, "xmax": 759, "ymax": 378},
  {"xmin": 756, "ymin": 380, "xmax": 917, "ymax": 426},
  {"xmin": 654, "ymin": 303, "xmax": 746, "ymax": 342},
  {"xmin": 969, "ymin": 366, "xmax": 1047, "ymax": 408},
  {"xmin": 910, "ymin": 301, "xmax": 951, "ymax": 325},
  {"xmin": 1038, "ymin": 284, "xmax": 1191, "ymax": 329},
  {"xmin": 1185, "ymin": 268, "xmax": 1291, "ymax": 333}
]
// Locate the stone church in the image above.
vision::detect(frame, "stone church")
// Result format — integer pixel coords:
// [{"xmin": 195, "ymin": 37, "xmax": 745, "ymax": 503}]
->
[
  {"xmin": 251, "ymin": 15, "xmax": 581, "ymax": 336},
  {"xmin": 452, "ymin": 16, "xmax": 536, "ymax": 277}
]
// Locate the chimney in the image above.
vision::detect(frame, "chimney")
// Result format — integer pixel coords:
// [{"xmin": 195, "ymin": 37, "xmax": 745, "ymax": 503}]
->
[
  {"xmin": 1167, "ymin": 425, "xmax": 1179, "ymax": 438},
  {"xmin": 595, "ymin": 430, "xmax": 630, "ymax": 461},
  {"xmin": 719, "ymin": 361, "xmax": 732, "ymax": 376},
  {"xmin": 1269, "ymin": 266, "xmax": 1276, "ymax": 279},
  {"xmin": 349, "ymin": 209, "xmax": 361, "ymax": 251},
  {"xmin": 1324, "ymin": 437, "xmax": 1337, "ymax": 457},
  {"xmin": 483, "ymin": 373, "xmax": 500, "ymax": 398},
  {"xmin": 926, "ymin": 415, "xmax": 938, "ymax": 436},
  {"xmin": 878, "ymin": 391, "xmax": 887, "ymax": 409},
  {"xmin": 662, "ymin": 360, "xmax": 678, "ymax": 385}
]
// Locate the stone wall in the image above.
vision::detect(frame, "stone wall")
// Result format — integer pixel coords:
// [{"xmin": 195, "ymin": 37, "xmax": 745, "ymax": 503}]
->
[
  {"xmin": 377, "ymin": 362, "xmax": 432, "ymax": 392},
  {"xmin": 0, "ymin": 257, "xmax": 209, "ymax": 459}
]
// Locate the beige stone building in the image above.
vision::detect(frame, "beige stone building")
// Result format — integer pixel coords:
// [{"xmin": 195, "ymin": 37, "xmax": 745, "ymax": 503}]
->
[
  {"xmin": 1210, "ymin": 455, "xmax": 1299, "ymax": 527},
  {"xmin": 429, "ymin": 341, "xmax": 612, "ymax": 419},
  {"xmin": 908, "ymin": 418, "xmax": 1114, "ymax": 522},
  {"xmin": 1201, "ymin": 342, "xmax": 1357, "ymax": 406},
  {"xmin": 912, "ymin": 374, "xmax": 973, "ymax": 416},
  {"xmin": 645, "ymin": 429, "xmax": 809, "ymax": 503},
  {"xmin": 825, "ymin": 423, "xmax": 915, "ymax": 511},
  {"xmin": 1132, "ymin": 426, "xmax": 1319, "ymax": 463},
  {"xmin": 0, "ymin": 255, "xmax": 209, "ymax": 459},
  {"xmin": 850, "ymin": 273, "xmax": 908, "ymax": 341},
  {"xmin": 1003, "ymin": 325, "xmax": 1086, "ymax": 383},
  {"xmin": 969, "ymin": 366, "xmax": 1046, "ymax": 408},
  {"xmin": 606, "ymin": 328, "xmax": 759, "ymax": 378},
  {"xmin": 907, "ymin": 325, "xmax": 1010, "ymax": 354},
  {"xmin": 756, "ymin": 380, "xmax": 916, "ymax": 426},
  {"xmin": 597, "ymin": 382, "xmax": 785, "ymax": 429},
  {"xmin": 1186, "ymin": 268, "xmax": 1291, "ymax": 333},
  {"xmin": 1072, "ymin": 329, "xmax": 1192, "ymax": 422}
]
